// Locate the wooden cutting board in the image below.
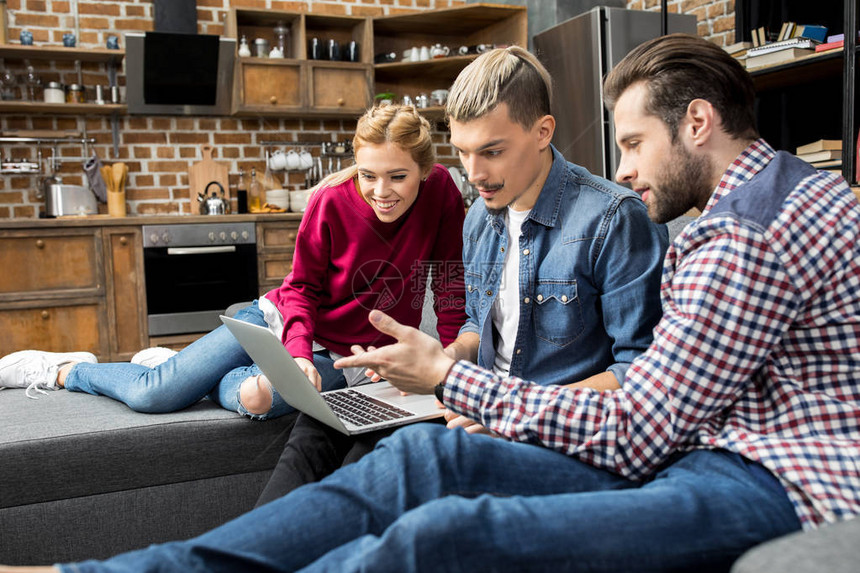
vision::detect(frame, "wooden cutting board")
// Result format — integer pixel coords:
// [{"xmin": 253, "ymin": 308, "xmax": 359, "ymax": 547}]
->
[{"xmin": 188, "ymin": 145, "xmax": 230, "ymax": 213}]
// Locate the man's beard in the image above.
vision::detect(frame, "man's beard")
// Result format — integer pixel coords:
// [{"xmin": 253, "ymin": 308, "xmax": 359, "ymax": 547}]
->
[{"xmin": 648, "ymin": 142, "xmax": 712, "ymax": 224}]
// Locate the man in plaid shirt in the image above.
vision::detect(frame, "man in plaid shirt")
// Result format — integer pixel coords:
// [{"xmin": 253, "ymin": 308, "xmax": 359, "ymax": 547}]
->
[{"xmin": 15, "ymin": 34, "xmax": 856, "ymax": 573}]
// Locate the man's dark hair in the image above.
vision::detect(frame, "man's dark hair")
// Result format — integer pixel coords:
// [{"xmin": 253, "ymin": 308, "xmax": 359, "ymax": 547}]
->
[{"xmin": 604, "ymin": 33, "xmax": 758, "ymax": 141}]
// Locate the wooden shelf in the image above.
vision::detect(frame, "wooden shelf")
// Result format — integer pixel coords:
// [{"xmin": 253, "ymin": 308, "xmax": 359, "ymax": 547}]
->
[
  {"xmin": 749, "ymin": 49, "xmax": 845, "ymax": 91},
  {"xmin": 0, "ymin": 101, "xmax": 126, "ymax": 115},
  {"xmin": 0, "ymin": 44, "xmax": 124, "ymax": 64},
  {"xmin": 372, "ymin": 4, "xmax": 527, "ymax": 36}
]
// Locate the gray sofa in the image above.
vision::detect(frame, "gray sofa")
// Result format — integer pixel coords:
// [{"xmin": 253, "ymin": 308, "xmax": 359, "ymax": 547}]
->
[{"xmin": 0, "ymin": 388, "xmax": 296, "ymax": 565}]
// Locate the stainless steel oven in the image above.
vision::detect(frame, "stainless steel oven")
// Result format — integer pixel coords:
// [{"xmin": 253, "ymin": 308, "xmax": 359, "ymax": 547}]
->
[{"xmin": 143, "ymin": 222, "xmax": 258, "ymax": 336}]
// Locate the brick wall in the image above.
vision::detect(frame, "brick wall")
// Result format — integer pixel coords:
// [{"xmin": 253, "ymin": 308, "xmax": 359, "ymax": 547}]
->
[
  {"xmin": 1, "ymin": 0, "xmax": 731, "ymax": 219},
  {"xmin": 0, "ymin": 0, "xmax": 465, "ymax": 219},
  {"xmin": 627, "ymin": 0, "xmax": 736, "ymax": 45}
]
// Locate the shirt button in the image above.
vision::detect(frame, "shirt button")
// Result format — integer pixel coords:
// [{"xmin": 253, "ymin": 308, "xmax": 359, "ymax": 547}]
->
[
  {"xmin": 515, "ymin": 348, "xmax": 522, "ymax": 355},
  {"xmin": 486, "ymin": 290, "xmax": 493, "ymax": 296},
  {"xmin": 500, "ymin": 247, "xmax": 505, "ymax": 253},
  {"xmin": 561, "ymin": 295, "xmax": 568, "ymax": 302},
  {"xmin": 536, "ymin": 294, "xmax": 544, "ymax": 302},
  {"xmin": 522, "ymin": 248, "xmax": 530, "ymax": 256},
  {"xmin": 523, "ymin": 297, "xmax": 530, "ymax": 304},
  {"xmin": 467, "ymin": 285, "xmax": 473, "ymax": 292}
]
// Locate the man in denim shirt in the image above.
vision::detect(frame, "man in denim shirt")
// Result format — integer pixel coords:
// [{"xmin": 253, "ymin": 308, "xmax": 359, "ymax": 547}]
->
[{"xmin": 441, "ymin": 46, "xmax": 667, "ymax": 433}]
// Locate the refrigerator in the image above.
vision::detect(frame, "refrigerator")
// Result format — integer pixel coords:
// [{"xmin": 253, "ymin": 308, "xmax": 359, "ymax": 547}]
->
[{"xmin": 534, "ymin": 7, "xmax": 697, "ymax": 180}]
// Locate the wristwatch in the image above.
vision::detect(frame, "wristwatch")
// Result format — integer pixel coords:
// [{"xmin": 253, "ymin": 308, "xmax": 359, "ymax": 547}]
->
[{"xmin": 434, "ymin": 381, "xmax": 445, "ymax": 403}]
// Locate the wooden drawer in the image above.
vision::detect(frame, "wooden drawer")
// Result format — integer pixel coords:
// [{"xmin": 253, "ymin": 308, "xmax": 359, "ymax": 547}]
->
[
  {"xmin": 259, "ymin": 255, "xmax": 294, "ymax": 286},
  {"xmin": 0, "ymin": 229, "xmax": 102, "ymax": 298},
  {"xmin": 0, "ymin": 300, "xmax": 105, "ymax": 356},
  {"xmin": 257, "ymin": 221, "xmax": 299, "ymax": 251}
]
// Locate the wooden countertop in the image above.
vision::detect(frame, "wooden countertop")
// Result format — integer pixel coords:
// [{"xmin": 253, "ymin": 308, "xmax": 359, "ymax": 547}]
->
[{"xmin": 0, "ymin": 213, "xmax": 303, "ymax": 229}]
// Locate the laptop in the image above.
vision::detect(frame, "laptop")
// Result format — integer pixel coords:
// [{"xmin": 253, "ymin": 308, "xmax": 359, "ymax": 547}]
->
[{"xmin": 220, "ymin": 316, "xmax": 444, "ymax": 435}]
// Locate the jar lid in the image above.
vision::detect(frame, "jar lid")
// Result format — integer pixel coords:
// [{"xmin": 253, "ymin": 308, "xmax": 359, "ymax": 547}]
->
[
  {"xmin": 46, "ymin": 81, "xmax": 63, "ymax": 89},
  {"xmin": 254, "ymin": 38, "xmax": 268, "ymax": 45},
  {"xmin": 68, "ymin": 83, "xmax": 83, "ymax": 91}
]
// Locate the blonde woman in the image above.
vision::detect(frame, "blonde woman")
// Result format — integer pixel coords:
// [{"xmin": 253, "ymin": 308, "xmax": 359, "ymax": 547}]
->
[{"xmin": 0, "ymin": 104, "xmax": 466, "ymax": 421}]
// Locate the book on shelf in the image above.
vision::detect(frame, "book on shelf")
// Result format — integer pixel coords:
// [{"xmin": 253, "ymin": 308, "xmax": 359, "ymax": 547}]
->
[
  {"xmin": 745, "ymin": 47, "xmax": 815, "ymax": 69},
  {"xmin": 816, "ymin": 39, "xmax": 844, "ymax": 52},
  {"xmin": 812, "ymin": 159, "xmax": 842, "ymax": 169},
  {"xmin": 746, "ymin": 37, "xmax": 816, "ymax": 57},
  {"xmin": 798, "ymin": 25, "xmax": 828, "ymax": 43},
  {"xmin": 777, "ymin": 22, "xmax": 796, "ymax": 42},
  {"xmin": 797, "ymin": 149, "xmax": 842, "ymax": 164},
  {"xmin": 724, "ymin": 41, "xmax": 753, "ymax": 58},
  {"xmin": 796, "ymin": 139, "xmax": 841, "ymax": 155},
  {"xmin": 752, "ymin": 26, "xmax": 767, "ymax": 48}
]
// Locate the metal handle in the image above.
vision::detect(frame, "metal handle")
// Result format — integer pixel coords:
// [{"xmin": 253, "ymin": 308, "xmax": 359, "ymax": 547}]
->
[{"xmin": 166, "ymin": 246, "xmax": 236, "ymax": 255}]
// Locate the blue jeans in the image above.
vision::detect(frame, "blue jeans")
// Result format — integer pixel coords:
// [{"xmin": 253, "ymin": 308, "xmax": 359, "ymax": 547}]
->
[
  {"xmin": 63, "ymin": 302, "xmax": 347, "ymax": 419},
  {"xmin": 61, "ymin": 424, "xmax": 801, "ymax": 572}
]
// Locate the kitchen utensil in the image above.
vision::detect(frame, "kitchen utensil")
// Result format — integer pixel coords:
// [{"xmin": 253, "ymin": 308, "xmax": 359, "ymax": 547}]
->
[
  {"xmin": 199, "ymin": 181, "xmax": 228, "ymax": 215},
  {"xmin": 430, "ymin": 44, "xmax": 449, "ymax": 58},
  {"xmin": 188, "ymin": 145, "xmax": 229, "ymax": 214},
  {"xmin": 45, "ymin": 184, "xmax": 98, "ymax": 217}
]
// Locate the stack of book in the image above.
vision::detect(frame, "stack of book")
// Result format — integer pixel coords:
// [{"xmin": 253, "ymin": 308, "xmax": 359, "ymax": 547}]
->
[
  {"xmin": 744, "ymin": 23, "xmax": 827, "ymax": 69},
  {"xmin": 796, "ymin": 139, "xmax": 842, "ymax": 170}
]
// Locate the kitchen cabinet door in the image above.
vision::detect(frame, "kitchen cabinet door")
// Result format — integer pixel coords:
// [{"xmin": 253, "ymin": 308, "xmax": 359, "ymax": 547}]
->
[
  {"xmin": 104, "ymin": 228, "xmax": 146, "ymax": 361},
  {"xmin": 238, "ymin": 61, "xmax": 304, "ymax": 112},
  {"xmin": 308, "ymin": 63, "xmax": 373, "ymax": 113}
]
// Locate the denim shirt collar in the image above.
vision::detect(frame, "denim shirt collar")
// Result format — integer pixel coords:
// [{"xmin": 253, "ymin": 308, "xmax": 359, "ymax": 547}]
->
[{"xmin": 487, "ymin": 144, "xmax": 568, "ymax": 235}]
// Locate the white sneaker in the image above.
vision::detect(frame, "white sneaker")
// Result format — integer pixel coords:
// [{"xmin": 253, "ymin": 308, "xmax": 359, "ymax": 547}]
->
[
  {"xmin": 0, "ymin": 350, "xmax": 98, "ymax": 398},
  {"xmin": 131, "ymin": 347, "xmax": 178, "ymax": 368}
]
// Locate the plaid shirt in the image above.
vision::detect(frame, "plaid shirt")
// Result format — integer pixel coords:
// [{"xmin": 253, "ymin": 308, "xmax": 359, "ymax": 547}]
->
[{"xmin": 443, "ymin": 140, "xmax": 860, "ymax": 529}]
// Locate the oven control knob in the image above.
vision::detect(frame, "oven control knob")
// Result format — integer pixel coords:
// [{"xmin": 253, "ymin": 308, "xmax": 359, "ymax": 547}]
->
[
  {"xmin": 150, "ymin": 233, "xmax": 159, "ymax": 244},
  {"xmin": 231, "ymin": 231, "xmax": 238, "ymax": 241},
  {"xmin": 219, "ymin": 232, "xmax": 227, "ymax": 241},
  {"xmin": 241, "ymin": 231, "xmax": 249, "ymax": 240},
  {"xmin": 209, "ymin": 232, "xmax": 215, "ymax": 242},
  {"xmin": 161, "ymin": 232, "xmax": 170, "ymax": 244}
]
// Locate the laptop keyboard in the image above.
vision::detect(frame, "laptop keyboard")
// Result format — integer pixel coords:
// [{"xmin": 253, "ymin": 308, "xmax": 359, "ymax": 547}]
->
[{"xmin": 323, "ymin": 389, "xmax": 414, "ymax": 427}]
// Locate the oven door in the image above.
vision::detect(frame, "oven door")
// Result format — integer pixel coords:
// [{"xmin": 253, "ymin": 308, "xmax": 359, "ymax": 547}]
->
[{"xmin": 144, "ymin": 244, "xmax": 258, "ymax": 336}]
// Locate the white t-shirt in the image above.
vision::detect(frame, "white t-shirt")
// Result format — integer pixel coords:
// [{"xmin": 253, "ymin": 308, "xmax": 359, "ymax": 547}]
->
[{"xmin": 491, "ymin": 206, "xmax": 531, "ymax": 375}]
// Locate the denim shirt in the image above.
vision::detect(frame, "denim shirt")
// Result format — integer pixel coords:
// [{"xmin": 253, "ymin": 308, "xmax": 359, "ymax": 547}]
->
[{"xmin": 460, "ymin": 145, "xmax": 668, "ymax": 386}]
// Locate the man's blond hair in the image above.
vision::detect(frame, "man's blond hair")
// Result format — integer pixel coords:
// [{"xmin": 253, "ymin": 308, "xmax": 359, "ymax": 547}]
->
[{"xmin": 446, "ymin": 45, "xmax": 552, "ymax": 129}]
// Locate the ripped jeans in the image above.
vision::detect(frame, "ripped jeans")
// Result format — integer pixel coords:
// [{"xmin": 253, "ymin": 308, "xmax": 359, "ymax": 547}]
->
[{"xmin": 63, "ymin": 301, "xmax": 347, "ymax": 419}]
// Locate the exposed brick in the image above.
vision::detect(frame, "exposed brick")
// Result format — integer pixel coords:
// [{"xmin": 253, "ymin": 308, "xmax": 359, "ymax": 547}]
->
[{"xmin": 0, "ymin": 0, "xmax": 739, "ymax": 219}]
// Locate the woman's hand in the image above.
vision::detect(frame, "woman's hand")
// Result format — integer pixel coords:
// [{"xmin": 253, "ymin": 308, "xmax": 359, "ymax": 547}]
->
[{"xmin": 295, "ymin": 357, "xmax": 322, "ymax": 390}]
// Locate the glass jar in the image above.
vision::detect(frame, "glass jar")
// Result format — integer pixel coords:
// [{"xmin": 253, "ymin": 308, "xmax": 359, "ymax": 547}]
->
[
  {"xmin": 66, "ymin": 83, "xmax": 84, "ymax": 104},
  {"xmin": 43, "ymin": 81, "xmax": 64, "ymax": 104},
  {"xmin": 273, "ymin": 21, "xmax": 290, "ymax": 58}
]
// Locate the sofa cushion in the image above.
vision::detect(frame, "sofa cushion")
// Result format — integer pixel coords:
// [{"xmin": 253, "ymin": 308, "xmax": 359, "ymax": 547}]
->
[{"xmin": 0, "ymin": 389, "xmax": 296, "ymax": 509}]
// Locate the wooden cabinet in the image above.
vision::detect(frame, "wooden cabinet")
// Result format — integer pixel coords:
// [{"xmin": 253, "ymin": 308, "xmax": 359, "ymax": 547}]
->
[
  {"xmin": 225, "ymin": 4, "xmax": 526, "ymax": 120},
  {"xmin": 256, "ymin": 220, "xmax": 300, "ymax": 294},
  {"xmin": 226, "ymin": 9, "xmax": 373, "ymax": 117},
  {"xmin": 372, "ymin": 4, "xmax": 528, "ymax": 119},
  {"xmin": 0, "ymin": 226, "xmax": 144, "ymax": 361}
]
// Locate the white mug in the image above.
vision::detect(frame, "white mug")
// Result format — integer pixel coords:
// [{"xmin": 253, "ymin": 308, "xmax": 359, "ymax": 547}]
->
[
  {"xmin": 402, "ymin": 48, "xmax": 413, "ymax": 62},
  {"xmin": 419, "ymin": 46, "xmax": 430, "ymax": 61},
  {"xmin": 268, "ymin": 150, "xmax": 287, "ymax": 171},
  {"xmin": 299, "ymin": 150, "xmax": 313, "ymax": 170},
  {"xmin": 285, "ymin": 150, "xmax": 300, "ymax": 170}
]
